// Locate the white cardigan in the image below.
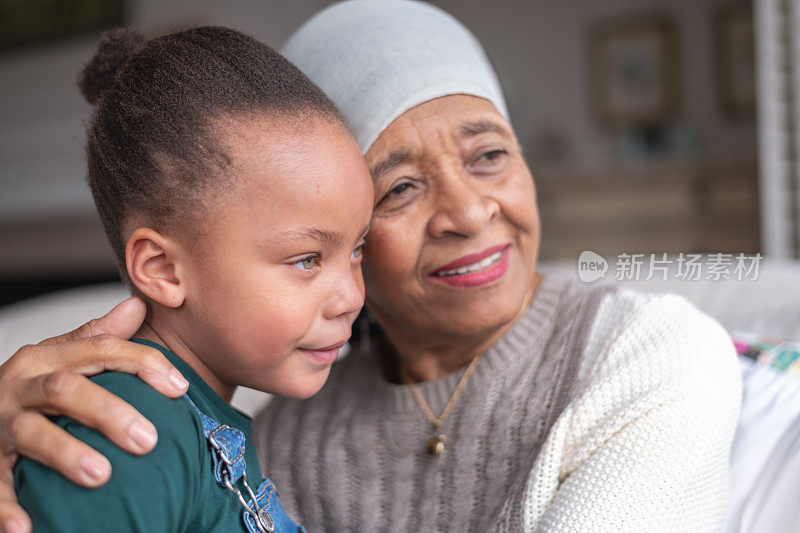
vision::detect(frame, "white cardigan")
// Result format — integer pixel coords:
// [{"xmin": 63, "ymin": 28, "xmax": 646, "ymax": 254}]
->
[{"xmin": 524, "ymin": 289, "xmax": 742, "ymax": 531}]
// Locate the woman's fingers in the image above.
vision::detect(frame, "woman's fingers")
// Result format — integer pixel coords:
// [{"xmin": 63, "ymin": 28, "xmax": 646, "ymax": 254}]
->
[
  {"xmin": 0, "ymin": 339, "xmax": 186, "ymax": 479},
  {"xmin": 37, "ymin": 297, "xmax": 147, "ymax": 347},
  {"xmin": 0, "ymin": 298, "xmax": 190, "ymax": 490},
  {"xmin": 2, "ymin": 410, "xmax": 111, "ymax": 488},
  {"xmin": 0, "ymin": 452, "xmax": 31, "ymax": 533},
  {"xmin": 0, "ymin": 296, "xmax": 192, "ymax": 529},
  {"xmin": 3, "ymin": 331, "xmax": 188, "ymax": 400},
  {"xmin": 37, "ymin": 335, "xmax": 189, "ymax": 398},
  {"xmin": 22, "ymin": 371, "xmax": 159, "ymax": 455}
]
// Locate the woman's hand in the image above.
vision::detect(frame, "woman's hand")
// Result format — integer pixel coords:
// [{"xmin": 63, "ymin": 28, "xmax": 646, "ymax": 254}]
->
[{"xmin": 0, "ymin": 297, "xmax": 189, "ymax": 533}]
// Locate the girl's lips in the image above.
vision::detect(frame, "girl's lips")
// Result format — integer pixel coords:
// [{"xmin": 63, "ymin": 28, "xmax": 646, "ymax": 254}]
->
[
  {"xmin": 427, "ymin": 246, "xmax": 511, "ymax": 288},
  {"xmin": 299, "ymin": 339, "xmax": 348, "ymax": 365}
]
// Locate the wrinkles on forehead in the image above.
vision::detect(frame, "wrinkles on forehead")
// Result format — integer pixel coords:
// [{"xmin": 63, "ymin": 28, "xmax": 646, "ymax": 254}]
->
[
  {"xmin": 369, "ymin": 117, "xmax": 512, "ymax": 181},
  {"xmin": 459, "ymin": 119, "xmax": 511, "ymax": 139}
]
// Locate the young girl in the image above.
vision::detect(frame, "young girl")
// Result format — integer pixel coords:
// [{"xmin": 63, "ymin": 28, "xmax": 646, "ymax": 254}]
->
[{"xmin": 13, "ymin": 26, "xmax": 373, "ymax": 532}]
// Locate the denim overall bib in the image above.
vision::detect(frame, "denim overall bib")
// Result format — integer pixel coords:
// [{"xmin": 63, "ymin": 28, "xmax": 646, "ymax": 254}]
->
[{"xmin": 184, "ymin": 395, "xmax": 306, "ymax": 533}]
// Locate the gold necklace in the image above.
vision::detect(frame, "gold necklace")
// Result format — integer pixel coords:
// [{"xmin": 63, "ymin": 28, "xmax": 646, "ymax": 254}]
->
[
  {"xmin": 403, "ymin": 280, "xmax": 539, "ymax": 456},
  {"xmin": 405, "ymin": 353, "xmax": 483, "ymax": 456}
]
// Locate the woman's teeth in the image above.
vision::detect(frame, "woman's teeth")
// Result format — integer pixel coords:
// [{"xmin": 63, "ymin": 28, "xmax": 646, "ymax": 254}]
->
[{"xmin": 434, "ymin": 251, "xmax": 502, "ymax": 277}]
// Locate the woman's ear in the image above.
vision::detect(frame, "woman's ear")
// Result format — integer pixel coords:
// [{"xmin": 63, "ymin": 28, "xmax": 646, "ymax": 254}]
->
[{"xmin": 125, "ymin": 227, "xmax": 186, "ymax": 308}]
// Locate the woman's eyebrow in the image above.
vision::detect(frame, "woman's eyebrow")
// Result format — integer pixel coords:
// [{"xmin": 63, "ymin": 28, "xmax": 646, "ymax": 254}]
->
[
  {"xmin": 370, "ymin": 150, "xmax": 410, "ymax": 180},
  {"xmin": 459, "ymin": 119, "xmax": 510, "ymax": 138}
]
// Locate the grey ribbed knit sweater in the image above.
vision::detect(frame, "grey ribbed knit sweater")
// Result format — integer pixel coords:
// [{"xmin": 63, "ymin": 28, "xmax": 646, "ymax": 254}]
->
[{"xmin": 252, "ymin": 277, "xmax": 610, "ymax": 531}]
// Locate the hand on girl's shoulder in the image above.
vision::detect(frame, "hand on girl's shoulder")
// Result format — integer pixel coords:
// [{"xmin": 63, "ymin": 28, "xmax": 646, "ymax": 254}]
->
[{"xmin": 14, "ymin": 371, "xmax": 203, "ymax": 532}]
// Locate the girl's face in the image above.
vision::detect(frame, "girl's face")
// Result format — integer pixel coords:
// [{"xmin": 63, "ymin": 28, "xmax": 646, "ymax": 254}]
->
[
  {"xmin": 363, "ymin": 95, "xmax": 540, "ymax": 349},
  {"xmin": 176, "ymin": 116, "xmax": 373, "ymax": 399}
]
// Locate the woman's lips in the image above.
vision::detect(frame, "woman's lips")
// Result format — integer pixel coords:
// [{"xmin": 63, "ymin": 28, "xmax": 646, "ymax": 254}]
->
[
  {"xmin": 299, "ymin": 339, "xmax": 348, "ymax": 365},
  {"xmin": 430, "ymin": 243, "xmax": 510, "ymax": 274},
  {"xmin": 427, "ymin": 244, "xmax": 511, "ymax": 288}
]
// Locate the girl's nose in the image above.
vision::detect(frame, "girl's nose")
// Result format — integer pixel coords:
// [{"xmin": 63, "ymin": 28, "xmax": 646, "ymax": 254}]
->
[{"xmin": 324, "ymin": 267, "xmax": 365, "ymax": 320}]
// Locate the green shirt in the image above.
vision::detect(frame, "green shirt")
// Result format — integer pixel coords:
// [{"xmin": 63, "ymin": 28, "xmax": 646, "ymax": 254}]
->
[{"xmin": 15, "ymin": 339, "xmax": 265, "ymax": 532}]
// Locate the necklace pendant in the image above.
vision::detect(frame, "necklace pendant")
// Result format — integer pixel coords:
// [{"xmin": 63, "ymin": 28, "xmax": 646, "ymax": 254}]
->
[{"xmin": 427, "ymin": 435, "xmax": 445, "ymax": 456}]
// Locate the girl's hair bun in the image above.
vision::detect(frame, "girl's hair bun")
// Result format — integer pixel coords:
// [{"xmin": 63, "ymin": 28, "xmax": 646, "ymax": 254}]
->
[{"xmin": 78, "ymin": 28, "xmax": 145, "ymax": 105}]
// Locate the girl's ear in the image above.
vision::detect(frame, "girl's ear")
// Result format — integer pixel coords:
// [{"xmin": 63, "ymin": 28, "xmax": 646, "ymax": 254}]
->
[{"xmin": 125, "ymin": 227, "xmax": 186, "ymax": 308}]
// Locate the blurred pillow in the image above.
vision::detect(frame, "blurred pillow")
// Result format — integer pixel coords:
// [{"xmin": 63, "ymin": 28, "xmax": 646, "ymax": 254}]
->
[
  {"xmin": 0, "ymin": 283, "xmax": 129, "ymax": 360},
  {"xmin": 725, "ymin": 340, "xmax": 800, "ymax": 533}
]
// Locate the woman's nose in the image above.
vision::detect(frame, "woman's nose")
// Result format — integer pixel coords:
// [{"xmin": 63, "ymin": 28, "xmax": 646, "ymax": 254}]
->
[
  {"xmin": 324, "ymin": 268, "xmax": 365, "ymax": 320},
  {"xmin": 426, "ymin": 166, "xmax": 499, "ymax": 238}
]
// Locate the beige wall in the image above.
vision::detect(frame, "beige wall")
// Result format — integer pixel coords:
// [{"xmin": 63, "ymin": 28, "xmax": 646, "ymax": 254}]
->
[{"xmin": 0, "ymin": 0, "xmax": 757, "ymax": 276}]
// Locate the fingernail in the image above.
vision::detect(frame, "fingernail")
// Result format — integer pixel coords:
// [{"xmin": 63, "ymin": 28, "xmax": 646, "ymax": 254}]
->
[
  {"xmin": 3, "ymin": 518, "xmax": 24, "ymax": 533},
  {"xmin": 79, "ymin": 454, "xmax": 108, "ymax": 481},
  {"xmin": 129, "ymin": 421, "xmax": 157, "ymax": 451},
  {"xmin": 170, "ymin": 368, "xmax": 189, "ymax": 390}
]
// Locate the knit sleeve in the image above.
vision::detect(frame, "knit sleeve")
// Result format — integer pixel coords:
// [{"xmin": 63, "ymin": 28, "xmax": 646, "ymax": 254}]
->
[{"xmin": 523, "ymin": 290, "xmax": 743, "ymax": 532}]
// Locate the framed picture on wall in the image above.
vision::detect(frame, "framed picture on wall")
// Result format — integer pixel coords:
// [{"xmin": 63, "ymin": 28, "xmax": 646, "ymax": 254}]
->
[
  {"xmin": 588, "ymin": 13, "xmax": 680, "ymax": 129},
  {"xmin": 0, "ymin": 0, "xmax": 124, "ymax": 52},
  {"xmin": 713, "ymin": 1, "xmax": 755, "ymax": 119}
]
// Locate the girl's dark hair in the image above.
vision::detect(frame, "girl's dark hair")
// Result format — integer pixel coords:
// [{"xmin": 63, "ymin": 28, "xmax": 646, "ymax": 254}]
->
[{"xmin": 78, "ymin": 26, "xmax": 343, "ymax": 281}]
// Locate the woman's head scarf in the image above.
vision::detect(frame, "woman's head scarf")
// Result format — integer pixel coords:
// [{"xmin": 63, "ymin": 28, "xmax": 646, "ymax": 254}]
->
[{"xmin": 282, "ymin": 0, "xmax": 509, "ymax": 154}]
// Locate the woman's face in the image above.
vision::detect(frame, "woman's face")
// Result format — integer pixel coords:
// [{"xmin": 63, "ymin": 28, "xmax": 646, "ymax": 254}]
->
[{"xmin": 363, "ymin": 95, "xmax": 540, "ymax": 347}]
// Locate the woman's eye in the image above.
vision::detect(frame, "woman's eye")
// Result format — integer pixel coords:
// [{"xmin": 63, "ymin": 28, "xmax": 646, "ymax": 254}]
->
[
  {"xmin": 376, "ymin": 179, "xmax": 419, "ymax": 208},
  {"xmin": 469, "ymin": 149, "xmax": 508, "ymax": 174},
  {"xmin": 291, "ymin": 255, "xmax": 318, "ymax": 270},
  {"xmin": 479, "ymin": 149, "xmax": 506, "ymax": 162},
  {"xmin": 389, "ymin": 182, "xmax": 411, "ymax": 196}
]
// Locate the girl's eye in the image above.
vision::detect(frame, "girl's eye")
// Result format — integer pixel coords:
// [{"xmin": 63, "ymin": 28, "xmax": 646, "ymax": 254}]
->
[
  {"xmin": 351, "ymin": 242, "xmax": 366, "ymax": 259},
  {"xmin": 291, "ymin": 255, "xmax": 318, "ymax": 270}
]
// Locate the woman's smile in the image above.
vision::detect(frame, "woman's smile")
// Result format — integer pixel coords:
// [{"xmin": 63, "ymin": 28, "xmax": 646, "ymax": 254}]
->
[{"xmin": 427, "ymin": 243, "xmax": 511, "ymax": 288}]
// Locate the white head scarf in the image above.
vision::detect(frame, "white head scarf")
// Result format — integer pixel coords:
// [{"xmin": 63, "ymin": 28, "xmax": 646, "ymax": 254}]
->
[{"xmin": 282, "ymin": 0, "xmax": 509, "ymax": 154}]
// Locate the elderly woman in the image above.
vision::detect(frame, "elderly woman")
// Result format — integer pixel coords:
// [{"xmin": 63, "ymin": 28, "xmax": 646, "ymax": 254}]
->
[{"xmin": 0, "ymin": 1, "xmax": 741, "ymax": 531}]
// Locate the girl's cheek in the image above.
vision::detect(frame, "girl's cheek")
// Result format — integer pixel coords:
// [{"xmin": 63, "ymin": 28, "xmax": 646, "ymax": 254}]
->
[{"xmin": 247, "ymin": 317, "xmax": 304, "ymax": 358}]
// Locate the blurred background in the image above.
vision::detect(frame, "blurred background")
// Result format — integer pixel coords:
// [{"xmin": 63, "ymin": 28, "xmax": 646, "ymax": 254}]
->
[{"xmin": 0, "ymin": 0, "xmax": 796, "ymax": 306}]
